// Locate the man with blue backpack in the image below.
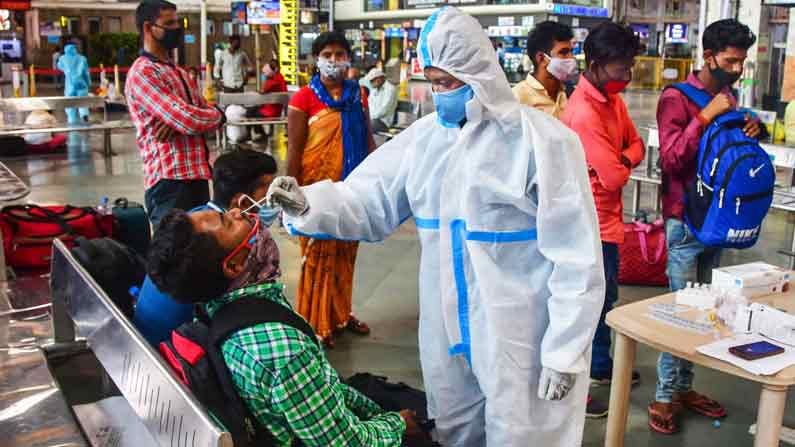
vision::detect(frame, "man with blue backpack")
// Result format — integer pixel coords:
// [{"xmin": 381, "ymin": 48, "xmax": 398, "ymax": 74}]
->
[{"xmin": 651, "ymin": 19, "xmax": 771, "ymax": 434}]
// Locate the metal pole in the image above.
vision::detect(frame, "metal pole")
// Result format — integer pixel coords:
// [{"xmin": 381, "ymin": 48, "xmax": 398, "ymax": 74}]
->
[
  {"xmin": 200, "ymin": 0, "xmax": 208, "ymax": 67},
  {"xmin": 720, "ymin": 0, "xmax": 732, "ymax": 19},
  {"xmin": 329, "ymin": 0, "xmax": 334, "ymax": 31},
  {"xmin": 255, "ymin": 26, "xmax": 261, "ymax": 92},
  {"xmin": 697, "ymin": 0, "xmax": 707, "ymax": 69}
]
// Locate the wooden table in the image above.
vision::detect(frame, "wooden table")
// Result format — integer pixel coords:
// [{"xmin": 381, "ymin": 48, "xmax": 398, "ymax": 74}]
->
[{"xmin": 605, "ymin": 291, "xmax": 795, "ymax": 447}]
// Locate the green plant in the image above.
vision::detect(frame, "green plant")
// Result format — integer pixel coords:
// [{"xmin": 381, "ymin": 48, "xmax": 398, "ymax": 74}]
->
[{"xmin": 87, "ymin": 33, "xmax": 140, "ymax": 67}]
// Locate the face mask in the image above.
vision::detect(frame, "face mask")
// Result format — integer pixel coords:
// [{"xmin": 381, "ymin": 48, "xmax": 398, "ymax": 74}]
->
[
  {"xmin": 604, "ymin": 79, "xmax": 630, "ymax": 94},
  {"xmin": 710, "ymin": 56, "xmax": 741, "ymax": 89},
  {"xmin": 153, "ymin": 24, "xmax": 183, "ymax": 51},
  {"xmin": 432, "ymin": 84, "xmax": 474, "ymax": 128},
  {"xmin": 239, "ymin": 194, "xmax": 281, "ymax": 227},
  {"xmin": 317, "ymin": 57, "xmax": 350, "ymax": 80},
  {"xmin": 545, "ymin": 54, "xmax": 578, "ymax": 82},
  {"xmin": 227, "ymin": 216, "xmax": 282, "ymax": 291},
  {"xmin": 223, "ymin": 216, "xmax": 261, "ymax": 268},
  {"xmin": 595, "ymin": 65, "xmax": 631, "ymax": 95}
]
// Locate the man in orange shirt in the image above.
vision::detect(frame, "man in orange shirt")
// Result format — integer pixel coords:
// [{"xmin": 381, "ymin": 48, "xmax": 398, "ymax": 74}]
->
[{"xmin": 561, "ymin": 22, "xmax": 644, "ymax": 414}]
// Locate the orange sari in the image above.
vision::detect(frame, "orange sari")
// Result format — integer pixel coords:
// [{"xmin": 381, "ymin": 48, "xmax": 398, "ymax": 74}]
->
[{"xmin": 297, "ymin": 108, "xmax": 359, "ymax": 340}]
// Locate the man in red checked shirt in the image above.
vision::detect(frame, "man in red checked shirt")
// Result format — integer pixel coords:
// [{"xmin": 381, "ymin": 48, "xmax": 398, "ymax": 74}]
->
[{"xmin": 126, "ymin": 0, "xmax": 224, "ymax": 228}]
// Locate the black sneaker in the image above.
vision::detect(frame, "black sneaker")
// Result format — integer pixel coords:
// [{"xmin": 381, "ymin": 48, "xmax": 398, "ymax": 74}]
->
[
  {"xmin": 586, "ymin": 395, "xmax": 609, "ymax": 419},
  {"xmin": 591, "ymin": 370, "xmax": 641, "ymax": 387}
]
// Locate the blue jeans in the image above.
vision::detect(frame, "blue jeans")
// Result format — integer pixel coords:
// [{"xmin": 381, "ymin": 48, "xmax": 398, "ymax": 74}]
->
[
  {"xmin": 655, "ymin": 218, "xmax": 721, "ymax": 402},
  {"xmin": 591, "ymin": 242, "xmax": 619, "ymax": 379}
]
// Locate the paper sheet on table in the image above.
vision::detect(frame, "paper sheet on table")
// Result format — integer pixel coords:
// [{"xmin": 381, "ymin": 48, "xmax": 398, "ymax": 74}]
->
[
  {"xmin": 73, "ymin": 396, "xmax": 159, "ymax": 447},
  {"xmin": 696, "ymin": 335, "xmax": 795, "ymax": 376}
]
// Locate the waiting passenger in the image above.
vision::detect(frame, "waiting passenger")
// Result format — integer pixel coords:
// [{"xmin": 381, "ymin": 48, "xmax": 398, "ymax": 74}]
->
[
  {"xmin": 365, "ymin": 68, "xmax": 398, "ymax": 133},
  {"xmin": 513, "ymin": 21, "xmax": 576, "ymax": 119},
  {"xmin": 133, "ymin": 149, "xmax": 277, "ymax": 346},
  {"xmin": 650, "ymin": 18, "xmax": 761, "ymax": 435},
  {"xmin": 287, "ymin": 31, "xmax": 375, "ymax": 348},
  {"xmin": 126, "ymin": 0, "xmax": 224, "ymax": 228},
  {"xmin": 147, "ymin": 208, "xmax": 424, "ymax": 446},
  {"xmin": 561, "ymin": 22, "xmax": 645, "ymax": 419}
]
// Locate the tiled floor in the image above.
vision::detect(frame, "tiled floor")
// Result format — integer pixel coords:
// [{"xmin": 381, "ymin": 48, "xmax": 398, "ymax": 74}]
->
[{"xmin": 5, "ymin": 85, "xmax": 795, "ymax": 446}]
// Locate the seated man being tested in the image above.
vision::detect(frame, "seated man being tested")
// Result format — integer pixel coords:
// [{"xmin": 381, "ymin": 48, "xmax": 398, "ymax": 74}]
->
[
  {"xmin": 147, "ymin": 205, "xmax": 425, "ymax": 446},
  {"xmin": 133, "ymin": 149, "xmax": 279, "ymax": 346}
]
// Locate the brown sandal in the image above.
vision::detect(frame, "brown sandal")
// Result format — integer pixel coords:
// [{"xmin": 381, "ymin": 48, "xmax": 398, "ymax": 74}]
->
[
  {"xmin": 648, "ymin": 402, "xmax": 681, "ymax": 435},
  {"xmin": 347, "ymin": 316, "xmax": 371, "ymax": 336},
  {"xmin": 675, "ymin": 391, "xmax": 727, "ymax": 418}
]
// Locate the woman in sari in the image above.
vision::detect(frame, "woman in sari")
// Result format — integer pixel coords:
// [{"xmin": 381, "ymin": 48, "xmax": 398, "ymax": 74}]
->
[{"xmin": 287, "ymin": 31, "xmax": 375, "ymax": 347}]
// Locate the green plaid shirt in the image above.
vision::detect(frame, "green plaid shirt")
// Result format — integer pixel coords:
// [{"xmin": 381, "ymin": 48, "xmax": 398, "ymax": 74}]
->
[{"xmin": 206, "ymin": 283, "xmax": 405, "ymax": 447}]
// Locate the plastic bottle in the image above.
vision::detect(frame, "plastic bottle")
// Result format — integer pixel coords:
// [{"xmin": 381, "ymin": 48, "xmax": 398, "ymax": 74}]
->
[{"xmin": 97, "ymin": 196, "xmax": 110, "ymax": 215}]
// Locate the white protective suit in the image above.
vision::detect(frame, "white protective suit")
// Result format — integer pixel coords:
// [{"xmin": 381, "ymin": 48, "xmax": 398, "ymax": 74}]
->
[{"xmin": 283, "ymin": 7, "xmax": 605, "ymax": 446}]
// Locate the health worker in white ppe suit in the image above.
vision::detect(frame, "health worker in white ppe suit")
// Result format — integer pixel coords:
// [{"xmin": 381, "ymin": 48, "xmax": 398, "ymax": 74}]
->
[{"xmin": 267, "ymin": 7, "xmax": 605, "ymax": 446}]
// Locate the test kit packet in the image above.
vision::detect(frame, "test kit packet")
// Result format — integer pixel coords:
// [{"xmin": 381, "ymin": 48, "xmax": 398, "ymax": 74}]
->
[{"xmin": 712, "ymin": 262, "xmax": 790, "ymax": 299}]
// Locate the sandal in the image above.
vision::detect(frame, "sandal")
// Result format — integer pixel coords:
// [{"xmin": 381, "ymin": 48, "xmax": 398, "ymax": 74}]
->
[
  {"xmin": 347, "ymin": 316, "xmax": 371, "ymax": 336},
  {"xmin": 648, "ymin": 401, "xmax": 681, "ymax": 435},
  {"xmin": 675, "ymin": 390, "xmax": 727, "ymax": 418}
]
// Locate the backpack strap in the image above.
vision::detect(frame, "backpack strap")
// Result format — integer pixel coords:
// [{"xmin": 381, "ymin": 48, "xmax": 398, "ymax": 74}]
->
[
  {"xmin": 208, "ymin": 295, "xmax": 319, "ymax": 349},
  {"xmin": 667, "ymin": 82, "xmax": 712, "ymax": 110},
  {"xmin": 202, "ymin": 295, "xmax": 316, "ymax": 447}
]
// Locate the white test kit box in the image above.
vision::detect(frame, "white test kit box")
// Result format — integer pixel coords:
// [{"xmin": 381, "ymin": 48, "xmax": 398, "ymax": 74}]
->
[{"xmin": 712, "ymin": 262, "xmax": 791, "ymax": 298}]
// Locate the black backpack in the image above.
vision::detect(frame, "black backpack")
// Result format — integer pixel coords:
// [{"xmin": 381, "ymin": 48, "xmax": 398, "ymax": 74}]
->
[
  {"xmin": 158, "ymin": 296, "xmax": 318, "ymax": 447},
  {"xmin": 111, "ymin": 198, "xmax": 150, "ymax": 257},
  {"xmin": 70, "ymin": 237, "xmax": 145, "ymax": 320}
]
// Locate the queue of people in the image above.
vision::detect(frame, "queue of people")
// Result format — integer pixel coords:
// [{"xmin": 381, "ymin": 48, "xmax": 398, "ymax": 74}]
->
[{"xmin": 124, "ymin": 0, "xmax": 764, "ymax": 445}]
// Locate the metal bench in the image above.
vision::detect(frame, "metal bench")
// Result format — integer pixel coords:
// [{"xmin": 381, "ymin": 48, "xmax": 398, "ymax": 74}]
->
[
  {"xmin": 0, "ymin": 96, "xmax": 134, "ymax": 157},
  {"xmin": 49, "ymin": 239, "xmax": 231, "ymax": 447},
  {"xmin": 217, "ymin": 92, "xmax": 291, "ymax": 151},
  {"xmin": 375, "ymin": 100, "xmax": 418, "ymax": 142}
]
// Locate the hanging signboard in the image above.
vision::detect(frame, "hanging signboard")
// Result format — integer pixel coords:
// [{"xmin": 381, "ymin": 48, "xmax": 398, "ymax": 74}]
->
[
  {"xmin": 0, "ymin": 0, "xmax": 30, "ymax": 11},
  {"xmin": 231, "ymin": 2, "xmax": 247, "ymax": 24},
  {"xmin": 665, "ymin": 23, "xmax": 688, "ymax": 43},
  {"xmin": 403, "ymin": 0, "xmax": 482, "ymax": 9},
  {"xmin": 546, "ymin": 3, "xmax": 609, "ymax": 18},
  {"xmin": 248, "ymin": 1, "xmax": 281, "ymax": 25},
  {"xmin": 40, "ymin": 21, "xmax": 62, "ymax": 37}
]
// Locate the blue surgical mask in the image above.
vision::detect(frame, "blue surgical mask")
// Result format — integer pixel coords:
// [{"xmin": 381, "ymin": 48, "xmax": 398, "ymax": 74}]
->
[
  {"xmin": 432, "ymin": 84, "xmax": 474, "ymax": 128},
  {"xmin": 257, "ymin": 205, "xmax": 280, "ymax": 227}
]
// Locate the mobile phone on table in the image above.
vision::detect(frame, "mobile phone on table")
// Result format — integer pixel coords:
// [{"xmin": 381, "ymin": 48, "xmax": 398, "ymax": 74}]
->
[{"xmin": 728, "ymin": 341, "xmax": 785, "ymax": 361}]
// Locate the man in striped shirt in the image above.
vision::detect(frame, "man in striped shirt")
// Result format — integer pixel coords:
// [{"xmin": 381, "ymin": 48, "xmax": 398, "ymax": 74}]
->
[{"xmin": 126, "ymin": 0, "xmax": 224, "ymax": 227}]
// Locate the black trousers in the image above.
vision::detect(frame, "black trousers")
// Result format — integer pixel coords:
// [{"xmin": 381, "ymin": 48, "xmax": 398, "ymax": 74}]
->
[{"xmin": 144, "ymin": 179, "xmax": 210, "ymax": 229}]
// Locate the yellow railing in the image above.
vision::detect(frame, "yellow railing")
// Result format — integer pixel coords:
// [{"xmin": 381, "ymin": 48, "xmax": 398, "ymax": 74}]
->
[
  {"xmin": 630, "ymin": 56, "xmax": 694, "ymax": 91},
  {"xmin": 279, "ymin": 0, "xmax": 299, "ymax": 86}
]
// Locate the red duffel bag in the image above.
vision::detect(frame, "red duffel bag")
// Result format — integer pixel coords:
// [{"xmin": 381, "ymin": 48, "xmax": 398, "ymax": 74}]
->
[
  {"xmin": 0, "ymin": 204, "xmax": 115, "ymax": 270},
  {"xmin": 618, "ymin": 219, "xmax": 669, "ymax": 287}
]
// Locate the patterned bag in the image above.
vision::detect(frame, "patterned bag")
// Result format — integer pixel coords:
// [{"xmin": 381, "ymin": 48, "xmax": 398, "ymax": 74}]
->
[{"xmin": 618, "ymin": 219, "xmax": 669, "ymax": 287}]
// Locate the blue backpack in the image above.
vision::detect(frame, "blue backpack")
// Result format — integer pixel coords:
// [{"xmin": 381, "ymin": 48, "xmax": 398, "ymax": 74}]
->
[{"xmin": 670, "ymin": 83, "xmax": 774, "ymax": 249}]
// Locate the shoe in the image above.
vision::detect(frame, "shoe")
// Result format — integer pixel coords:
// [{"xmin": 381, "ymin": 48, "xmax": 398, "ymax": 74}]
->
[
  {"xmin": 586, "ymin": 395, "xmax": 609, "ymax": 419},
  {"xmin": 346, "ymin": 316, "xmax": 371, "ymax": 336},
  {"xmin": 591, "ymin": 370, "xmax": 641, "ymax": 387}
]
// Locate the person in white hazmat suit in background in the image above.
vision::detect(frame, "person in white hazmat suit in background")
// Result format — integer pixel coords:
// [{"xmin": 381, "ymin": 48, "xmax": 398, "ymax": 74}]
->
[{"xmin": 267, "ymin": 7, "xmax": 605, "ymax": 446}]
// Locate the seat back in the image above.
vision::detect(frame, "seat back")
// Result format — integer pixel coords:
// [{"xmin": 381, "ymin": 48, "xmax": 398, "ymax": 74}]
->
[{"xmin": 50, "ymin": 239, "xmax": 232, "ymax": 447}]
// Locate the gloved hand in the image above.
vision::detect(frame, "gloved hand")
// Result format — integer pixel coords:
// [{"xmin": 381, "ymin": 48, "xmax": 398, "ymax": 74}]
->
[
  {"xmin": 537, "ymin": 367, "xmax": 576, "ymax": 401},
  {"xmin": 266, "ymin": 176, "xmax": 309, "ymax": 217}
]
